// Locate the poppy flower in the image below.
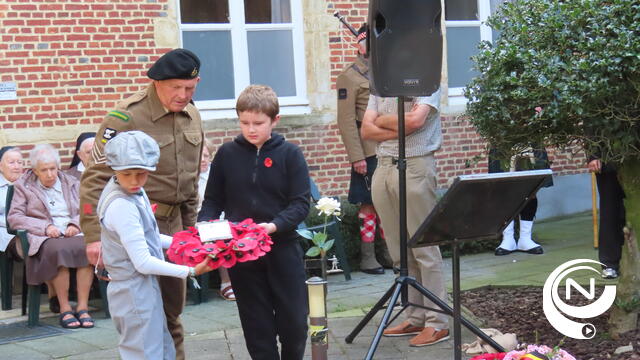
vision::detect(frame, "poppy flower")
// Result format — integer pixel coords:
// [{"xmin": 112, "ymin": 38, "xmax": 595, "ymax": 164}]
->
[
  {"xmin": 218, "ymin": 250, "xmax": 237, "ymax": 268},
  {"xmin": 264, "ymin": 157, "xmax": 273, "ymax": 167}
]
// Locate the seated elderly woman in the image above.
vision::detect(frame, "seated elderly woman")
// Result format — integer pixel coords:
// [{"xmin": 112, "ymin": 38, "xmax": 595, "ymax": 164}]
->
[
  {"xmin": 8, "ymin": 144, "xmax": 94, "ymax": 329},
  {"xmin": 66, "ymin": 132, "xmax": 95, "ymax": 181},
  {"xmin": 0, "ymin": 146, "xmax": 24, "ymax": 255}
]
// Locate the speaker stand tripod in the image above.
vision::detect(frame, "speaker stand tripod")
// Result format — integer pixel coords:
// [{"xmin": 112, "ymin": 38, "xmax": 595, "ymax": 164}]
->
[{"xmin": 344, "ymin": 96, "xmax": 505, "ymax": 360}]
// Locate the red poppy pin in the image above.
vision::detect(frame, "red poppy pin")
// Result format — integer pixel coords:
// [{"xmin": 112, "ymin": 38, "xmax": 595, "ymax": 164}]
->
[{"xmin": 264, "ymin": 157, "xmax": 273, "ymax": 168}]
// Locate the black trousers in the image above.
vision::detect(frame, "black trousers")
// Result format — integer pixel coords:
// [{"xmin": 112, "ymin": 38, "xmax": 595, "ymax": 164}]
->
[
  {"xmin": 229, "ymin": 238, "xmax": 308, "ymax": 360},
  {"xmin": 520, "ymin": 198, "xmax": 538, "ymax": 221},
  {"xmin": 596, "ymin": 169, "xmax": 626, "ymax": 270}
]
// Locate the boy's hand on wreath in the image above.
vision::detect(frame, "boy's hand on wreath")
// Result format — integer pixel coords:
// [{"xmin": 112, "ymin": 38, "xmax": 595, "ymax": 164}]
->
[
  {"xmin": 258, "ymin": 222, "xmax": 277, "ymax": 234},
  {"xmin": 194, "ymin": 258, "xmax": 214, "ymax": 276}
]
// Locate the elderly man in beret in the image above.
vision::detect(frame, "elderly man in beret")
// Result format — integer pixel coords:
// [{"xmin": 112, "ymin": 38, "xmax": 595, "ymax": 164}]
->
[{"xmin": 80, "ymin": 48, "xmax": 204, "ymax": 360}]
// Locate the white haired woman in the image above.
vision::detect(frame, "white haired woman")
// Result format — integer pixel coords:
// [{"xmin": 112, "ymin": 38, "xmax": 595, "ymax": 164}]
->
[
  {"xmin": 8, "ymin": 144, "xmax": 94, "ymax": 329},
  {"xmin": 0, "ymin": 146, "xmax": 24, "ymax": 255}
]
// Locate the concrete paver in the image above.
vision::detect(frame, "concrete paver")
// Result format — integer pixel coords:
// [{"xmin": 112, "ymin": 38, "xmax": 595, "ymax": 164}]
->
[{"xmin": 0, "ymin": 213, "xmax": 611, "ymax": 359}]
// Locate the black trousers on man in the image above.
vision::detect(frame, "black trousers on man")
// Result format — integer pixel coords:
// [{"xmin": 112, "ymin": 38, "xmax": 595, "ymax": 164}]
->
[
  {"xmin": 229, "ymin": 238, "xmax": 308, "ymax": 360},
  {"xmin": 596, "ymin": 167, "xmax": 626, "ymax": 270}
]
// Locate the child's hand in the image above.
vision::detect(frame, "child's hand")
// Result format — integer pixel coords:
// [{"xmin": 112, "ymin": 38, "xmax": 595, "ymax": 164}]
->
[
  {"xmin": 194, "ymin": 258, "xmax": 214, "ymax": 276},
  {"xmin": 258, "ymin": 222, "xmax": 277, "ymax": 234}
]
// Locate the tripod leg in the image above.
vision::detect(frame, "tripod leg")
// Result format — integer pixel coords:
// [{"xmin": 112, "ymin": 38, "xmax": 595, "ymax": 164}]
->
[
  {"xmin": 364, "ymin": 281, "xmax": 403, "ymax": 360},
  {"xmin": 409, "ymin": 280, "xmax": 505, "ymax": 353},
  {"xmin": 345, "ymin": 280, "xmax": 398, "ymax": 344}
]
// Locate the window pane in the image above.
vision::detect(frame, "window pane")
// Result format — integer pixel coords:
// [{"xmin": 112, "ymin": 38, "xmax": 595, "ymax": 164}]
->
[
  {"xmin": 247, "ymin": 30, "xmax": 296, "ymax": 96},
  {"xmin": 446, "ymin": 27, "xmax": 480, "ymax": 88},
  {"xmin": 183, "ymin": 31, "xmax": 235, "ymax": 100},
  {"xmin": 445, "ymin": 0, "xmax": 478, "ymax": 20},
  {"xmin": 244, "ymin": 0, "xmax": 291, "ymax": 23},
  {"xmin": 181, "ymin": 0, "xmax": 229, "ymax": 24}
]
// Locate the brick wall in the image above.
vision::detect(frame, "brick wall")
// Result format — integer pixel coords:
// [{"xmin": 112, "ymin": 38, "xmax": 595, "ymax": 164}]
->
[
  {"xmin": 327, "ymin": 0, "xmax": 369, "ymax": 88},
  {"xmin": 203, "ymin": 124, "xmax": 352, "ymax": 197},
  {"xmin": 0, "ymin": 0, "xmax": 169, "ymax": 131},
  {"xmin": 0, "ymin": 0, "xmax": 587, "ymax": 199}
]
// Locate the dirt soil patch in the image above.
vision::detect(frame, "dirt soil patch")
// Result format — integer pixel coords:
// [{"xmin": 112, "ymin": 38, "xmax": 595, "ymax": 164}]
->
[{"xmin": 461, "ymin": 286, "xmax": 639, "ymax": 360}]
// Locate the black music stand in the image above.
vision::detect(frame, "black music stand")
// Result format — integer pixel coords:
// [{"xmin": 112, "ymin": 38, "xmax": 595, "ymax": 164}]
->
[
  {"xmin": 346, "ymin": 169, "xmax": 552, "ymax": 360},
  {"xmin": 409, "ymin": 169, "xmax": 553, "ymax": 359}
]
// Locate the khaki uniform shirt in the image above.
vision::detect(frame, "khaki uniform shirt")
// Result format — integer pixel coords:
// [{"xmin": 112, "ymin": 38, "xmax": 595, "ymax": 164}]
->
[
  {"xmin": 336, "ymin": 55, "xmax": 377, "ymax": 163},
  {"xmin": 80, "ymin": 83, "xmax": 203, "ymax": 243}
]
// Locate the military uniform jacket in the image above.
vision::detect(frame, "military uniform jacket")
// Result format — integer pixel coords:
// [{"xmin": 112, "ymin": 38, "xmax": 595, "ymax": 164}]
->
[
  {"xmin": 80, "ymin": 83, "xmax": 203, "ymax": 243},
  {"xmin": 336, "ymin": 55, "xmax": 377, "ymax": 163}
]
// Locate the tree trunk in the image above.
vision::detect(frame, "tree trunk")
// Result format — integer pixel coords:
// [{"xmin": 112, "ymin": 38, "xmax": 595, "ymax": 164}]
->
[{"xmin": 609, "ymin": 158, "xmax": 640, "ymax": 336}]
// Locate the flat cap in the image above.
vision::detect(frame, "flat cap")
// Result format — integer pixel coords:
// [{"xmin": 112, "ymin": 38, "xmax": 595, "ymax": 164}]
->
[
  {"xmin": 147, "ymin": 48, "xmax": 201, "ymax": 81},
  {"xmin": 105, "ymin": 131, "xmax": 160, "ymax": 171}
]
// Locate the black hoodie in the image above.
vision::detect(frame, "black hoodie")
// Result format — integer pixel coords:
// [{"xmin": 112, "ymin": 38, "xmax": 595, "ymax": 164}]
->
[{"xmin": 198, "ymin": 133, "xmax": 310, "ymax": 242}]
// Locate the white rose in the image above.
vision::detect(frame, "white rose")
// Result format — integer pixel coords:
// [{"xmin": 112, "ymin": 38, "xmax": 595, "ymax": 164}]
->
[{"xmin": 315, "ymin": 197, "xmax": 341, "ymax": 216}]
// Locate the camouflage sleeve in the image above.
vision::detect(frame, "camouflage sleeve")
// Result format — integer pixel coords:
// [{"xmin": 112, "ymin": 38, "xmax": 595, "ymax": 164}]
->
[
  {"xmin": 79, "ymin": 110, "xmax": 134, "ymax": 243},
  {"xmin": 336, "ymin": 71, "xmax": 367, "ymax": 163}
]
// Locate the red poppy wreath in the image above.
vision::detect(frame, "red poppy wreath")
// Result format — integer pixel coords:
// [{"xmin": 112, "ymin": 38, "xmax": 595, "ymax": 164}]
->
[{"xmin": 166, "ymin": 219, "xmax": 273, "ymax": 269}]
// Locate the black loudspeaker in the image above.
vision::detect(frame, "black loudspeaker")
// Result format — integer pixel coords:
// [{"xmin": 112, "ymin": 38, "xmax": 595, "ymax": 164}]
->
[{"xmin": 367, "ymin": 0, "xmax": 442, "ymax": 97}]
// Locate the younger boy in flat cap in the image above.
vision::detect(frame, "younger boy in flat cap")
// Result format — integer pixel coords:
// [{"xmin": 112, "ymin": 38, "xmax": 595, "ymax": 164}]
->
[
  {"xmin": 198, "ymin": 85, "xmax": 310, "ymax": 359},
  {"xmin": 98, "ymin": 131, "xmax": 213, "ymax": 360},
  {"xmin": 81, "ymin": 48, "xmax": 204, "ymax": 359}
]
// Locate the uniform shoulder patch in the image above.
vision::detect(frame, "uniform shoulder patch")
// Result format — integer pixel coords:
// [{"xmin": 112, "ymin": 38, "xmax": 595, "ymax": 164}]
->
[
  {"xmin": 338, "ymin": 88, "xmax": 347, "ymax": 100},
  {"xmin": 101, "ymin": 127, "xmax": 117, "ymax": 144},
  {"xmin": 108, "ymin": 110, "xmax": 129, "ymax": 122}
]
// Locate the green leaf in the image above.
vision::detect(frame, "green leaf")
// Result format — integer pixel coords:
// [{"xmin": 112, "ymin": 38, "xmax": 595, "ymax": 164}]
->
[
  {"xmin": 306, "ymin": 247, "xmax": 321, "ymax": 257},
  {"xmin": 312, "ymin": 232, "xmax": 328, "ymax": 246},
  {"xmin": 322, "ymin": 239, "xmax": 335, "ymax": 252},
  {"xmin": 296, "ymin": 229, "xmax": 313, "ymax": 240}
]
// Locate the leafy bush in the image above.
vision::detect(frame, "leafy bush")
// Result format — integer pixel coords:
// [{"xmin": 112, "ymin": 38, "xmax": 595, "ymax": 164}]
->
[
  {"xmin": 465, "ymin": 0, "xmax": 640, "ymax": 163},
  {"xmin": 465, "ymin": 0, "xmax": 640, "ymax": 334}
]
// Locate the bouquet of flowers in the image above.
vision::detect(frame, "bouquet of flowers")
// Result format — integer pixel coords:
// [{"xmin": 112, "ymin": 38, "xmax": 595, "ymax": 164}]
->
[{"xmin": 167, "ymin": 219, "xmax": 272, "ymax": 269}]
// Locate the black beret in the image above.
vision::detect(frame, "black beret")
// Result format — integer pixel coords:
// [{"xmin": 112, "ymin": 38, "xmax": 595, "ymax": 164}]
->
[{"xmin": 147, "ymin": 48, "xmax": 201, "ymax": 80}]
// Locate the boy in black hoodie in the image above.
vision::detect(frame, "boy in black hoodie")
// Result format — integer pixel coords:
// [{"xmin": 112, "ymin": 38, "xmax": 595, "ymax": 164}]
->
[{"xmin": 198, "ymin": 85, "xmax": 310, "ymax": 359}]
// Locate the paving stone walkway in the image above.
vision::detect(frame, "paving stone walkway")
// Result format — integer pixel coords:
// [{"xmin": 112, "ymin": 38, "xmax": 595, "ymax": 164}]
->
[{"xmin": 0, "ymin": 213, "xmax": 610, "ymax": 359}]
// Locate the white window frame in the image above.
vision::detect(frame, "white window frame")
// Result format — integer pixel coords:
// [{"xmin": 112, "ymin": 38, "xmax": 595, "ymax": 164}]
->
[
  {"xmin": 445, "ymin": 0, "xmax": 492, "ymax": 107},
  {"xmin": 177, "ymin": 0, "xmax": 309, "ymax": 118}
]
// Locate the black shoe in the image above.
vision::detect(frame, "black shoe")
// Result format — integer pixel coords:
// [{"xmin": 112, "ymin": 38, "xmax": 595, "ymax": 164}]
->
[
  {"xmin": 361, "ymin": 267, "xmax": 385, "ymax": 275},
  {"xmin": 494, "ymin": 247, "xmax": 514, "ymax": 256},
  {"xmin": 49, "ymin": 296, "xmax": 60, "ymax": 313},
  {"xmin": 518, "ymin": 246, "xmax": 543, "ymax": 255}
]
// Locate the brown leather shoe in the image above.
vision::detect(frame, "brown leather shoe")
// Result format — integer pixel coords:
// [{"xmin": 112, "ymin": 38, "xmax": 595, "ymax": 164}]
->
[
  {"xmin": 382, "ymin": 320, "xmax": 424, "ymax": 337},
  {"xmin": 409, "ymin": 327, "xmax": 450, "ymax": 347}
]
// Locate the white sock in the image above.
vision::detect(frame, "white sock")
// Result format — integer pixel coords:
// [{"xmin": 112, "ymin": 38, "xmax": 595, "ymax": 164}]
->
[
  {"xmin": 517, "ymin": 220, "xmax": 541, "ymax": 250},
  {"xmin": 220, "ymin": 282, "xmax": 231, "ymax": 290},
  {"xmin": 497, "ymin": 221, "xmax": 516, "ymax": 251}
]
